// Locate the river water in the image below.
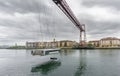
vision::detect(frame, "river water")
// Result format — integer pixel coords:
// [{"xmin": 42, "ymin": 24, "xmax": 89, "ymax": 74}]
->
[{"xmin": 0, "ymin": 49, "xmax": 120, "ymax": 76}]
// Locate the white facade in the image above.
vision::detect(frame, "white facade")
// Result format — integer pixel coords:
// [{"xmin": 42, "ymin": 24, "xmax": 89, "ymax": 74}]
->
[{"xmin": 100, "ymin": 37, "xmax": 120, "ymax": 47}]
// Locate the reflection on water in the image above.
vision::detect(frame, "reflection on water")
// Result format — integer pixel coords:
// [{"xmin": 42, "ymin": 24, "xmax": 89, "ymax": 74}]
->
[
  {"xmin": 31, "ymin": 60, "xmax": 61, "ymax": 75},
  {"xmin": 74, "ymin": 50, "xmax": 87, "ymax": 76},
  {"xmin": 60, "ymin": 49, "xmax": 75, "ymax": 56},
  {"xmin": 0, "ymin": 49, "xmax": 120, "ymax": 76},
  {"xmin": 30, "ymin": 49, "xmax": 61, "ymax": 75}
]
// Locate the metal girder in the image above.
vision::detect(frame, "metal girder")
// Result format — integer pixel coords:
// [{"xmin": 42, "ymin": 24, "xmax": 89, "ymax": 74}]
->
[{"xmin": 53, "ymin": 0, "xmax": 84, "ymax": 32}]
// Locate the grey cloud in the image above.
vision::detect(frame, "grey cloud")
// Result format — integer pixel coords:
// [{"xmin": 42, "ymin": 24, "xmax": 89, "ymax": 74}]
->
[
  {"xmin": 82, "ymin": 0, "xmax": 120, "ymax": 10},
  {"xmin": 79, "ymin": 17, "xmax": 120, "ymax": 40},
  {"xmin": 0, "ymin": 0, "xmax": 120, "ymax": 45},
  {"xmin": 0, "ymin": 0, "xmax": 52, "ymax": 15}
]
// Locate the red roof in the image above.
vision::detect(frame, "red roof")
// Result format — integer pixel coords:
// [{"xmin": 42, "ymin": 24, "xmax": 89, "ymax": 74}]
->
[{"xmin": 101, "ymin": 37, "xmax": 120, "ymax": 40}]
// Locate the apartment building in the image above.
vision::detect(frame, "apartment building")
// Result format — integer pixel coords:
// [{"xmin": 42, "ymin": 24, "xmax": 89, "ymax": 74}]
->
[
  {"xmin": 89, "ymin": 37, "xmax": 120, "ymax": 48},
  {"xmin": 26, "ymin": 40, "xmax": 77, "ymax": 49}
]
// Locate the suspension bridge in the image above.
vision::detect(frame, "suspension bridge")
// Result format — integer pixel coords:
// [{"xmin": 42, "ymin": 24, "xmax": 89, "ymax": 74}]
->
[
  {"xmin": 26, "ymin": 0, "xmax": 88, "ymax": 50},
  {"xmin": 53, "ymin": 0, "xmax": 87, "ymax": 46}
]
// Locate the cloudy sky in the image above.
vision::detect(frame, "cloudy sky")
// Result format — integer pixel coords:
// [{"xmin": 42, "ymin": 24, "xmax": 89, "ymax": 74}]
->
[{"xmin": 0, "ymin": 0, "xmax": 120, "ymax": 45}]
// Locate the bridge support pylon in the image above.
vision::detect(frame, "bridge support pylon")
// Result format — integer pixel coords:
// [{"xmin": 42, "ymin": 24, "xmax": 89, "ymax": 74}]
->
[{"xmin": 80, "ymin": 24, "xmax": 87, "ymax": 47}]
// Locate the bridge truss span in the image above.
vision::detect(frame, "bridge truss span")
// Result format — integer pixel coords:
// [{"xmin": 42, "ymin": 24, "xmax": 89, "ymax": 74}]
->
[{"xmin": 53, "ymin": 0, "xmax": 86, "ymax": 46}]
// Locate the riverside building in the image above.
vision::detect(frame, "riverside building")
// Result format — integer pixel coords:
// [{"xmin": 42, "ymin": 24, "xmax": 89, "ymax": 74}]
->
[
  {"xmin": 99, "ymin": 37, "xmax": 120, "ymax": 48},
  {"xmin": 26, "ymin": 40, "xmax": 78, "ymax": 49},
  {"xmin": 89, "ymin": 37, "xmax": 120, "ymax": 48}
]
